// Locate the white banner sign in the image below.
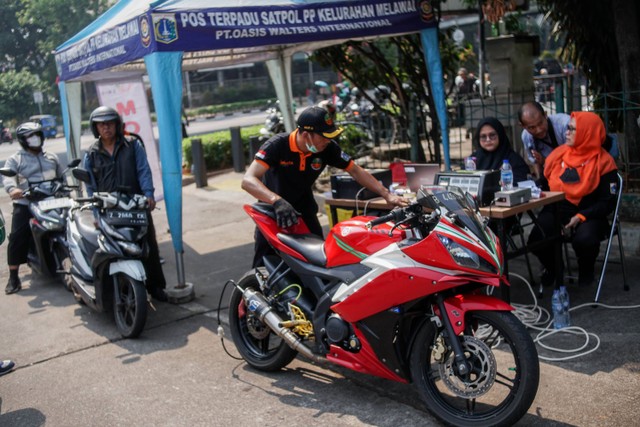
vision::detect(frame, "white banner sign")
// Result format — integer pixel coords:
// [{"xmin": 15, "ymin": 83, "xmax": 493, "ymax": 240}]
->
[{"xmin": 96, "ymin": 78, "xmax": 163, "ymax": 201}]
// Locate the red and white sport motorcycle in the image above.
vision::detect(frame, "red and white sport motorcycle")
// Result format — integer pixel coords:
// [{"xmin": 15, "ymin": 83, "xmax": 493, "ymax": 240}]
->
[{"xmin": 229, "ymin": 186, "xmax": 539, "ymax": 426}]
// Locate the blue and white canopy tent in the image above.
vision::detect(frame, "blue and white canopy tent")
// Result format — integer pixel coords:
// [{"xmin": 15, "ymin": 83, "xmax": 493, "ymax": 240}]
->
[{"xmin": 55, "ymin": 0, "xmax": 451, "ymax": 287}]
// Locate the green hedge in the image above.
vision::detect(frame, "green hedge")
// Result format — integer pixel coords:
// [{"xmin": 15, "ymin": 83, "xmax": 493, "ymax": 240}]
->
[
  {"xmin": 182, "ymin": 122, "xmax": 368, "ymax": 171},
  {"xmin": 182, "ymin": 125, "xmax": 262, "ymax": 170}
]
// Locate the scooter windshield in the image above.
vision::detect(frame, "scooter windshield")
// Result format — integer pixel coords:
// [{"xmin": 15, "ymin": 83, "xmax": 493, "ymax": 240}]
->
[{"xmin": 417, "ymin": 186, "xmax": 490, "ymax": 247}]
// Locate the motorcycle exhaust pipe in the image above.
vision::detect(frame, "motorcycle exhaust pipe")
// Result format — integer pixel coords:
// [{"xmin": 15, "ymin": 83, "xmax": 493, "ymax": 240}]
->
[{"xmin": 239, "ymin": 286, "xmax": 322, "ymax": 363}]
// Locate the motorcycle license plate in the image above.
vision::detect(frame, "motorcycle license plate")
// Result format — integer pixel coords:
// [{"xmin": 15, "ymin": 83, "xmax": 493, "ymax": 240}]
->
[
  {"xmin": 105, "ymin": 210, "xmax": 148, "ymax": 226},
  {"xmin": 38, "ymin": 198, "xmax": 72, "ymax": 211}
]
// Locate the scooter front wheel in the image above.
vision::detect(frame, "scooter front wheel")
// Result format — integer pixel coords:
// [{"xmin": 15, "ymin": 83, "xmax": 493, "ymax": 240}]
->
[
  {"xmin": 410, "ymin": 310, "xmax": 539, "ymax": 427},
  {"xmin": 113, "ymin": 274, "xmax": 148, "ymax": 338}
]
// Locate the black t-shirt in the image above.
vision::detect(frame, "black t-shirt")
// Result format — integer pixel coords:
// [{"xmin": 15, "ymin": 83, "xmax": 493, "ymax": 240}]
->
[{"xmin": 255, "ymin": 130, "xmax": 352, "ymax": 215}]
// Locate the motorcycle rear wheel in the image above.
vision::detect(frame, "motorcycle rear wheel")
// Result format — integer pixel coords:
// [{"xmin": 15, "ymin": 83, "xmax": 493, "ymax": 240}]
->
[
  {"xmin": 228, "ymin": 270, "xmax": 297, "ymax": 371},
  {"xmin": 113, "ymin": 274, "xmax": 148, "ymax": 339},
  {"xmin": 410, "ymin": 311, "xmax": 539, "ymax": 427}
]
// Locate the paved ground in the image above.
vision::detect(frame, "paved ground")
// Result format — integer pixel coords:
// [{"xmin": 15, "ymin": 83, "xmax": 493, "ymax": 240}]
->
[{"xmin": 1, "ymin": 171, "xmax": 639, "ymax": 426}]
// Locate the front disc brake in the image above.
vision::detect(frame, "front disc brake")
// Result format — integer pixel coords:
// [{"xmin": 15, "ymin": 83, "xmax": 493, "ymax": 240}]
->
[{"xmin": 437, "ymin": 335, "xmax": 497, "ymax": 398}]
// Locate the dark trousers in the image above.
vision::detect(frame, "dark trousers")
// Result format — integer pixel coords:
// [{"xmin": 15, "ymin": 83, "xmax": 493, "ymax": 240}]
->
[
  {"xmin": 7, "ymin": 204, "xmax": 33, "ymax": 266},
  {"xmin": 143, "ymin": 214, "xmax": 166, "ymax": 290},
  {"xmin": 252, "ymin": 209, "xmax": 323, "ymax": 268},
  {"xmin": 528, "ymin": 203, "xmax": 607, "ymax": 280}
]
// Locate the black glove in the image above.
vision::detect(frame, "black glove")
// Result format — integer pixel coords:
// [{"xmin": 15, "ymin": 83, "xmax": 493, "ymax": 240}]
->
[{"xmin": 273, "ymin": 199, "xmax": 300, "ymax": 228}]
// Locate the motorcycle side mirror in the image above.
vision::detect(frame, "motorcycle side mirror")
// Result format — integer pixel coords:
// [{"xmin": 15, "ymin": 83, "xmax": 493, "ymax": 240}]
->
[
  {"xmin": 67, "ymin": 159, "xmax": 81, "ymax": 168},
  {"xmin": 0, "ymin": 167, "xmax": 16, "ymax": 178},
  {"xmin": 72, "ymin": 168, "xmax": 91, "ymax": 183}
]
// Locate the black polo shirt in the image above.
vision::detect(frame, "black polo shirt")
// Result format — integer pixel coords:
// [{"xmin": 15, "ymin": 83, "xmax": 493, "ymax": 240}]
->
[{"xmin": 255, "ymin": 129, "xmax": 353, "ymax": 215}]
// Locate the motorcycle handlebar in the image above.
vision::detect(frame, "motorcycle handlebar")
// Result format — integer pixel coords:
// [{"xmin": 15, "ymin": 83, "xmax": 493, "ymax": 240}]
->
[{"xmin": 366, "ymin": 208, "xmax": 406, "ymax": 229}]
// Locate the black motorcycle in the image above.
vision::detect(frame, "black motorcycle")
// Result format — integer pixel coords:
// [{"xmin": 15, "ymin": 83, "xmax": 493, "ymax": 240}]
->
[
  {"xmin": 258, "ymin": 100, "xmax": 285, "ymax": 143},
  {"xmin": 67, "ymin": 168, "xmax": 151, "ymax": 338},
  {"xmin": 0, "ymin": 160, "xmax": 80, "ymax": 289}
]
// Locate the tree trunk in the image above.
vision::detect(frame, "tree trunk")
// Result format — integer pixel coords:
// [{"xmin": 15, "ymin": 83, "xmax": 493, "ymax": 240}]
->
[{"xmin": 611, "ymin": 0, "xmax": 640, "ymax": 189}]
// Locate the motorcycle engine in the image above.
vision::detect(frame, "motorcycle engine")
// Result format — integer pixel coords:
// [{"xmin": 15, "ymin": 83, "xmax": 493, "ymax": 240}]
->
[{"xmin": 325, "ymin": 314, "xmax": 349, "ymax": 343}]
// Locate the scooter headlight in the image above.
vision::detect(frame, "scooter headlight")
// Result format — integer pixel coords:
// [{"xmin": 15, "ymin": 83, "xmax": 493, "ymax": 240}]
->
[
  {"xmin": 117, "ymin": 241, "xmax": 142, "ymax": 256},
  {"xmin": 99, "ymin": 218, "xmax": 126, "ymax": 240},
  {"xmin": 438, "ymin": 234, "xmax": 496, "ymax": 274},
  {"xmin": 31, "ymin": 205, "xmax": 64, "ymax": 230}
]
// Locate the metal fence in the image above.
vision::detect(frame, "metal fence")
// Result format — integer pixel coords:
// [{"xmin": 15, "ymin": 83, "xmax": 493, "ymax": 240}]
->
[{"xmin": 351, "ymin": 75, "xmax": 640, "ymax": 190}]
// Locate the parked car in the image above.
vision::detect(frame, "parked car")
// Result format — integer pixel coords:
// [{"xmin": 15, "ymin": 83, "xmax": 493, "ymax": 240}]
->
[{"xmin": 29, "ymin": 115, "xmax": 58, "ymax": 139}]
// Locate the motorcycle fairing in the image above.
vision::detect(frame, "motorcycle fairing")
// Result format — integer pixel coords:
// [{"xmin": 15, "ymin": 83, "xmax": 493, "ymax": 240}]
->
[
  {"xmin": 324, "ymin": 216, "xmax": 405, "ymax": 268},
  {"xmin": 244, "ymin": 204, "xmax": 311, "ymax": 262},
  {"xmin": 109, "ymin": 260, "xmax": 146, "ymax": 281},
  {"xmin": 400, "ymin": 217, "xmax": 503, "ymax": 277},
  {"xmin": 327, "ymin": 324, "xmax": 407, "ymax": 383},
  {"xmin": 440, "ymin": 294, "xmax": 514, "ymax": 336},
  {"xmin": 332, "ymin": 266, "xmax": 466, "ymax": 323}
]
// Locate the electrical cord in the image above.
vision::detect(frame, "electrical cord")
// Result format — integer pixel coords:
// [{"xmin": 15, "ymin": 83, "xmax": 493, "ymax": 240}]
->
[
  {"xmin": 507, "ymin": 272, "xmax": 640, "ymax": 361},
  {"xmin": 354, "ymin": 187, "xmax": 366, "ymax": 216},
  {"xmin": 216, "ymin": 279, "xmax": 244, "ymax": 361}
]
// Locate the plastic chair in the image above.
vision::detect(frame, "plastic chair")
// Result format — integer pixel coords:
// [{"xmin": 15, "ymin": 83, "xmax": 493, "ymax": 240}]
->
[{"xmin": 594, "ymin": 172, "xmax": 629, "ymax": 302}]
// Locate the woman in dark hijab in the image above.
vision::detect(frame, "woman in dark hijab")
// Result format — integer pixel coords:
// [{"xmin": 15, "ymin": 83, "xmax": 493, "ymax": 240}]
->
[{"xmin": 472, "ymin": 117, "xmax": 530, "ymax": 184}]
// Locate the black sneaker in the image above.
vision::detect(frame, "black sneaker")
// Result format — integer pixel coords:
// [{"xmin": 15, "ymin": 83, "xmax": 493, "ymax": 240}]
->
[
  {"xmin": 5, "ymin": 277, "xmax": 21, "ymax": 295},
  {"xmin": 149, "ymin": 288, "xmax": 168, "ymax": 302},
  {"xmin": 0, "ymin": 359, "xmax": 15, "ymax": 376}
]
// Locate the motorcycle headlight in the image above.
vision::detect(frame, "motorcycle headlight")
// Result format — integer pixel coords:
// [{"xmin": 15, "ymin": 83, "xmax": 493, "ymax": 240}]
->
[
  {"xmin": 99, "ymin": 218, "xmax": 126, "ymax": 240},
  {"xmin": 438, "ymin": 234, "xmax": 497, "ymax": 274},
  {"xmin": 31, "ymin": 205, "xmax": 64, "ymax": 230}
]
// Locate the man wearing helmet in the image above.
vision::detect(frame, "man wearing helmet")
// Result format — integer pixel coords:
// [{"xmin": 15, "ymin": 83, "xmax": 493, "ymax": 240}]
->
[
  {"xmin": 2, "ymin": 122, "xmax": 64, "ymax": 294},
  {"xmin": 82, "ymin": 106, "xmax": 167, "ymax": 302}
]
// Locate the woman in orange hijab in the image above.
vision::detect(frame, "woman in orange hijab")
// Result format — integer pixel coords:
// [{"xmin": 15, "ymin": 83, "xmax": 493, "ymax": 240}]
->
[{"xmin": 528, "ymin": 111, "xmax": 618, "ymax": 287}]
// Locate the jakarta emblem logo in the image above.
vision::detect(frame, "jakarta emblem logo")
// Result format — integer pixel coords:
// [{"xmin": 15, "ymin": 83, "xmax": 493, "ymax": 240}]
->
[{"xmin": 152, "ymin": 14, "xmax": 178, "ymax": 44}]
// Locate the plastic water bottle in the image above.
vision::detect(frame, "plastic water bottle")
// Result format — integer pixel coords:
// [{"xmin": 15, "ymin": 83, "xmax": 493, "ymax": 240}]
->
[
  {"xmin": 465, "ymin": 156, "xmax": 476, "ymax": 171},
  {"xmin": 560, "ymin": 285, "xmax": 571, "ymax": 326},
  {"xmin": 500, "ymin": 159, "xmax": 513, "ymax": 191},
  {"xmin": 552, "ymin": 287, "xmax": 570, "ymax": 329}
]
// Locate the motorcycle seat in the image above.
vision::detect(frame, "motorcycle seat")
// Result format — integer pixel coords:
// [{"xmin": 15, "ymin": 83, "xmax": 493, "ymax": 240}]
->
[
  {"xmin": 74, "ymin": 210, "xmax": 100, "ymax": 246},
  {"xmin": 277, "ymin": 233, "xmax": 327, "ymax": 267}
]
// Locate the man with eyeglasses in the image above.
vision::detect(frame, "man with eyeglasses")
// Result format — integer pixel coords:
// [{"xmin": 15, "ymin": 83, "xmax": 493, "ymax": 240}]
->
[{"xmin": 517, "ymin": 101, "xmax": 570, "ymax": 178}]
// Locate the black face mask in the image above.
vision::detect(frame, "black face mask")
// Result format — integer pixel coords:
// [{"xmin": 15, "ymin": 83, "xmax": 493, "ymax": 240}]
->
[{"xmin": 559, "ymin": 167, "xmax": 580, "ymax": 184}]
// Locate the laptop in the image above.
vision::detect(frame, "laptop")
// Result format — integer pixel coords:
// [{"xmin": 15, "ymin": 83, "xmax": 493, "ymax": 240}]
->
[{"xmin": 403, "ymin": 163, "xmax": 441, "ymax": 192}]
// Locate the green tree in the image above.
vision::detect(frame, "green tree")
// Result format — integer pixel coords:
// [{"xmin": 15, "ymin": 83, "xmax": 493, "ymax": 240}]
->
[
  {"xmin": 312, "ymin": 27, "xmax": 469, "ymax": 165},
  {"xmin": 0, "ymin": 70, "xmax": 47, "ymax": 123},
  {"xmin": 0, "ymin": 0, "xmax": 113, "ymax": 121},
  {"xmin": 536, "ymin": 0, "xmax": 640, "ymax": 187}
]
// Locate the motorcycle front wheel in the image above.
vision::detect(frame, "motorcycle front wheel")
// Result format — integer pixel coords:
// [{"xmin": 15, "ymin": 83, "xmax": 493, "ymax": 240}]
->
[
  {"xmin": 113, "ymin": 274, "xmax": 148, "ymax": 338},
  {"xmin": 54, "ymin": 244, "xmax": 73, "ymax": 292},
  {"xmin": 410, "ymin": 310, "xmax": 539, "ymax": 427},
  {"xmin": 228, "ymin": 270, "xmax": 297, "ymax": 372}
]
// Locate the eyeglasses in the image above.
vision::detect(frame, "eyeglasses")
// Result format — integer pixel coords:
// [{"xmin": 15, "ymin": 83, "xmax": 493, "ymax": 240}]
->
[
  {"xmin": 479, "ymin": 132, "xmax": 498, "ymax": 141},
  {"xmin": 567, "ymin": 125, "xmax": 577, "ymax": 132}
]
